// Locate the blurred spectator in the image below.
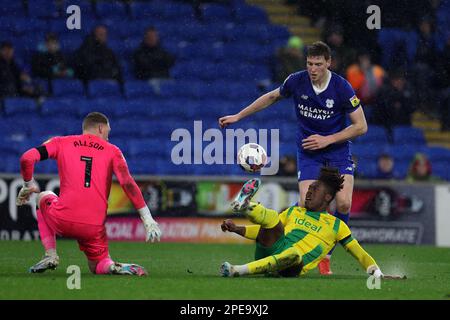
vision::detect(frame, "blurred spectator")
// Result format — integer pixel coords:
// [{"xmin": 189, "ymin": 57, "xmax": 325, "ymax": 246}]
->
[
  {"xmin": 132, "ymin": 27, "xmax": 176, "ymax": 80},
  {"xmin": 274, "ymin": 36, "xmax": 305, "ymax": 83},
  {"xmin": 74, "ymin": 25, "xmax": 122, "ymax": 81},
  {"xmin": 278, "ymin": 155, "xmax": 297, "ymax": 177},
  {"xmin": 406, "ymin": 153, "xmax": 441, "ymax": 182},
  {"xmin": 0, "ymin": 41, "xmax": 44, "ymax": 99},
  {"xmin": 375, "ymin": 153, "xmax": 395, "ymax": 179},
  {"xmin": 324, "ymin": 26, "xmax": 356, "ymax": 75},
  {"xmin": 346, "ymin": 51, "xmax": 385, "ymax": 106},
  {"xmin": 372, "ymin": 69, "xmax": 416, "ymax": 139},
  {"xmin": 410, "ymin": 16, "xmax": 439, "ymax": 112},
  {"xmin": 437, "ymin": 36, "xmax": 450, "ymax": 131},
  {"xmin": 31, "ymin": 33, "xmax": 74, "ymax": 80},
  {"xmin": 415, "ymin": 17, "xmax": 438, "ymax": 67}
]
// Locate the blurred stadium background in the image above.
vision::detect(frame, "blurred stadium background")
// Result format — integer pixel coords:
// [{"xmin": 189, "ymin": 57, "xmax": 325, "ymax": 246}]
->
[{"xmin": 0, "ymin": 0, "xmax": 449, "ymax": 255}]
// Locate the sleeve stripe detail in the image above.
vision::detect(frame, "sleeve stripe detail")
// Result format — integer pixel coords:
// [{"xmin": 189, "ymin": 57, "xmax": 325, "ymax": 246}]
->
[
  {"xmin": 339, "ymin": 234, "xmax": 354, "ymax": 246},
  {"xmin": 333, "ymin": 218, "xmax": 341, "ymax": 234}
]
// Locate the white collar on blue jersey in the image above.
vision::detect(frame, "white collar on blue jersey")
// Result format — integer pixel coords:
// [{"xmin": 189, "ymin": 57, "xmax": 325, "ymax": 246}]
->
[{"xmin": 311, "ymin": 69, "xmax": 332, "ymax": 95}]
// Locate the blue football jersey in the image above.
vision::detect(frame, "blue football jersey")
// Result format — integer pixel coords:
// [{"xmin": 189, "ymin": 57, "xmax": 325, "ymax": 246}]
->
[{"xmin": 279, "ymin": 70, "xmax": 361, "ymax": 158}]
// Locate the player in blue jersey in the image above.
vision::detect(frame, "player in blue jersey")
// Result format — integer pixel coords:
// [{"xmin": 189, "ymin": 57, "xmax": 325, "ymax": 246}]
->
[{"xmin": 219, "ymin": 41, "xmax": 368, "ymax": 275}]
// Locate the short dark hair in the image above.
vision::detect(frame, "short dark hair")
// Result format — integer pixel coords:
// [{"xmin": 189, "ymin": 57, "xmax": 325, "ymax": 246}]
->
[
  {"xmin": 318, "ymin": 167, "xmax": 344, "ymax": 202},
  {"xmin": 306, "ymin": 41, "xmax": 331, "ymax": 60},
  {"xmin": 82, "ymin": 112, "xmax": 109, "ymax": 130}
]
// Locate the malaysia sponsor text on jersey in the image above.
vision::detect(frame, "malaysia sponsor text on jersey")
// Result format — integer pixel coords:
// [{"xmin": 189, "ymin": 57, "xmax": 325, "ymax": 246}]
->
[{"xmin": 297, "ymin": 104, "xmax": 334, "ymax": 120}]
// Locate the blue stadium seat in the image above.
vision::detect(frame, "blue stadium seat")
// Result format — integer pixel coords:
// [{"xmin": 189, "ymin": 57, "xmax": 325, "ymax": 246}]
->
[
  {"xmin": 390, "ymin": 144, "xmax": 422, "ymax": 162},
  {"xmin": 0, "ymin": 17, "xmax": 18, "ymax": 33},
  {"xmin": 433, "ymin": 162, "xmax": 450, "ymax": 181},
  {"xmin": 52, "ymin": 79, "xmax": 85, "ymax": 97},
  {"xmin": 41, "ymin": 98, "xmax": 81, "ymax": 117},
  {"xmin": 13, "ymin": 18, "xmax": 47, "ymax": 35},
  {"xmin": 355, "ymin": 159, "xmax": 377, "ymax": 178},
  {"xmin": 27, "ymin": 0, "xmax": 61, "ymax": 18},
  {"xmin": 392, "ymin": 126, "xmax": 426, "ymax": 145},
  {"xmin": 266, "ymin": 25, "xmax": 291, "ymax": 41},
  {"xmin": 127, "ymin": 138, "xmax": 169, "ymax": 158},
  {"xmin": 353, "ymin": 125, "xmax": 388, "ymax": 145},
  {"xmin": 0, "ymin": 137, "xmax": 22, "ymax": 155},
  {"xmin": 160, "ymin": 2, "xmax": 194, "ymax": 19},
  {"xmin": 422, "ymin": 146, "xmax": 450, "ymax": 162},
  {"xmin": 96, "ymin": 1, "xmax": 127, "ymax": 18},
  {"xmin": 234, "ymin": 5, "xmax": 268, "ymax": 23},
  {"xmin": 77, "ymin": 98, "xmax": 124, "ymax": 118},
  {"xmin": 238, "ymin": 24, "xmax": 272, "ymax": 43},
  {"xmin": 177, "ymin": 81, "xmax": 211, "ymax": 99},
  {"xmin": 0, "ymin": 156, "xmax": 20, "ymax": 173},
  {"xmin": 37, "ymin": 160, "xmax": 58, "ymax": 174},
  {"xmin": 124, "ymin": 81, "xmax": 156, "ymax": 99},
  {"xmin": 114, "ymin": 99, "xmax": 154, "ymax": 118},
  {"xmin": 120, "ymin": 60, "xmax": 136, "ymax": 80},
  {"xmin": 88, "ymin": 80, "xmax": 122, "ymax": 98},
  {"xmin": 30, "ymin": 119, "xmax": 69, "ymax": 139},
  {"xmin": 157, "ymin": 81, "xmax": 181, "ymax": 97},
  {"xmin": 126, "ymin": 159, "xmax": 149, "ymax": 174},
  {"xmin": 110, "ymin": 137, "xmax": 129, "ymax": 154},
  {"xmin": 0, "ymin": 119, "xmax": 28, "ymax": 141},
  {"xmin": 0, "ymin": 2, "xmax": 24, "ymax": 16},
  {"xmin": 352, "ymin": 144, "xmax": 383, "ymax": 160},
  {"xmin": 130, "ymin": 2, "xmax": 160, "ymax": 19},
  {"xmin": 393, "ymin": 160, "xmax": 411, "ymax": 179},
  {"xmin": 59, "ymin": 33, "xmax": 84, "ymax": 52},
  {"xmin": 138, "ymin": 121, "xmax": 170, "ymax": 138},
  {"xmin": 110, "ymin": 118, "xmax": 143, "ymax": 138},
  {"xmin": 3, "ymin": 98, "xmax": 38, "ymax": 115},
  {"xmin": 130, "ymin": 1, "xmax": 194, "ymax": 20},
  {"xmin": 202, "ymin": 4, "xmax": 233, "ymax": 22}
]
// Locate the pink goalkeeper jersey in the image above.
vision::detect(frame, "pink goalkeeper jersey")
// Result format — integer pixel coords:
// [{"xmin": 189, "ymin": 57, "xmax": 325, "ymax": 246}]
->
[{"xmin": 20, "ymin": 134, "xmax": 146, "ymax": 226}]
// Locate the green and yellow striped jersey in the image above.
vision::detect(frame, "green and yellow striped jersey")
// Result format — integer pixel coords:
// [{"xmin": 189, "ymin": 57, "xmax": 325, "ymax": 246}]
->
[{"xmin": 279, "ymin": 206, "xmax": 358, "ymax": 275}]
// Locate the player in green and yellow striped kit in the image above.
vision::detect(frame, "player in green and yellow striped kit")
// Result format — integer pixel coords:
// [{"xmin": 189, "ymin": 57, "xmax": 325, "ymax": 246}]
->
[{"xmin": 220, "ymin": 167, "xmax": 384, "ymax": 278}]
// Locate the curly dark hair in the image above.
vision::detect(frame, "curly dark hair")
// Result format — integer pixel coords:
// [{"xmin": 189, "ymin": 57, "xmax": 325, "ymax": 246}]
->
[{"xmin": 318, "ymin": 167, "xmax": 345, "ymax": 201}]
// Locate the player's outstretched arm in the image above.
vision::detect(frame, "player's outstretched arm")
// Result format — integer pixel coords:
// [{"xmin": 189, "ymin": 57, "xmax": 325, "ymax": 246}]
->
[
  {"xmin": 17, "ymin": 148, "xmax": 43, "ymax": 205},
  {"xmin": 218, "ymin": 88, "xmax": 283, "ymax": 128},
  {"xmin": 112, "ymin": 148, "xmax": 161, "ymax": 242},
  {"xmin": 302, "ymin": 107, "xmax": 368, "ymax": 151},
  {"xmin": 341, "ymin": 236, "xmax": 384, "ymax": 278},
  {"xmin": 221, "ymin": 219, "xmax": 260, "ymax": 240}
]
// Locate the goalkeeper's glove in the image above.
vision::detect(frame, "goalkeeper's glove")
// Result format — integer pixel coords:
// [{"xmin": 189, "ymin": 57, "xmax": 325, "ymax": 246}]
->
[
  {"xmin": 367, "ymin": 265, "xmax": 384, "ymax": 279},
  {"xmin": 138, "ymin": 207, "xmax": 161, "ymax": 242},
  {"xmin": 16, "ymin": 178, "xmax": 40, "ymax": 206}
]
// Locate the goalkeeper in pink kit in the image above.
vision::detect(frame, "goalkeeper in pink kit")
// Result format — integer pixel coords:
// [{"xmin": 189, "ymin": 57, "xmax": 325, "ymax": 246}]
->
[{"xmin": 17, "ymin": 112, "xmax": 161, "ymax": 276}]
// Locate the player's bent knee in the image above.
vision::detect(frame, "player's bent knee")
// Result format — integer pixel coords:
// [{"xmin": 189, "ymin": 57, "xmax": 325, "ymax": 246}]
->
[{"xmin": 37, "ymin": 191, "xmax": 57, "ymax": 208}]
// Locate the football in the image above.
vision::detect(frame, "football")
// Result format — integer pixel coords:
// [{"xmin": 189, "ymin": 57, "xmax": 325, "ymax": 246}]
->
[{"xmin": 237, "ymin": 143, "xmax": 267, "ymax": 173}]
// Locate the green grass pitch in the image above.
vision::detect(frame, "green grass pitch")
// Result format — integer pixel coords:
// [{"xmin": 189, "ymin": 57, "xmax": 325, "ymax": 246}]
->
[{"xmin": 0, "ymin": 241, "xmax": 449, "ymax": 300}]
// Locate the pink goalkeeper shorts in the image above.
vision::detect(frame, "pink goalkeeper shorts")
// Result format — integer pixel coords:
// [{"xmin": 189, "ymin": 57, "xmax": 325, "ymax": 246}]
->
[{"xmin": 39, "ymin": 193, "xmax": 110, "ymax": 262}]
